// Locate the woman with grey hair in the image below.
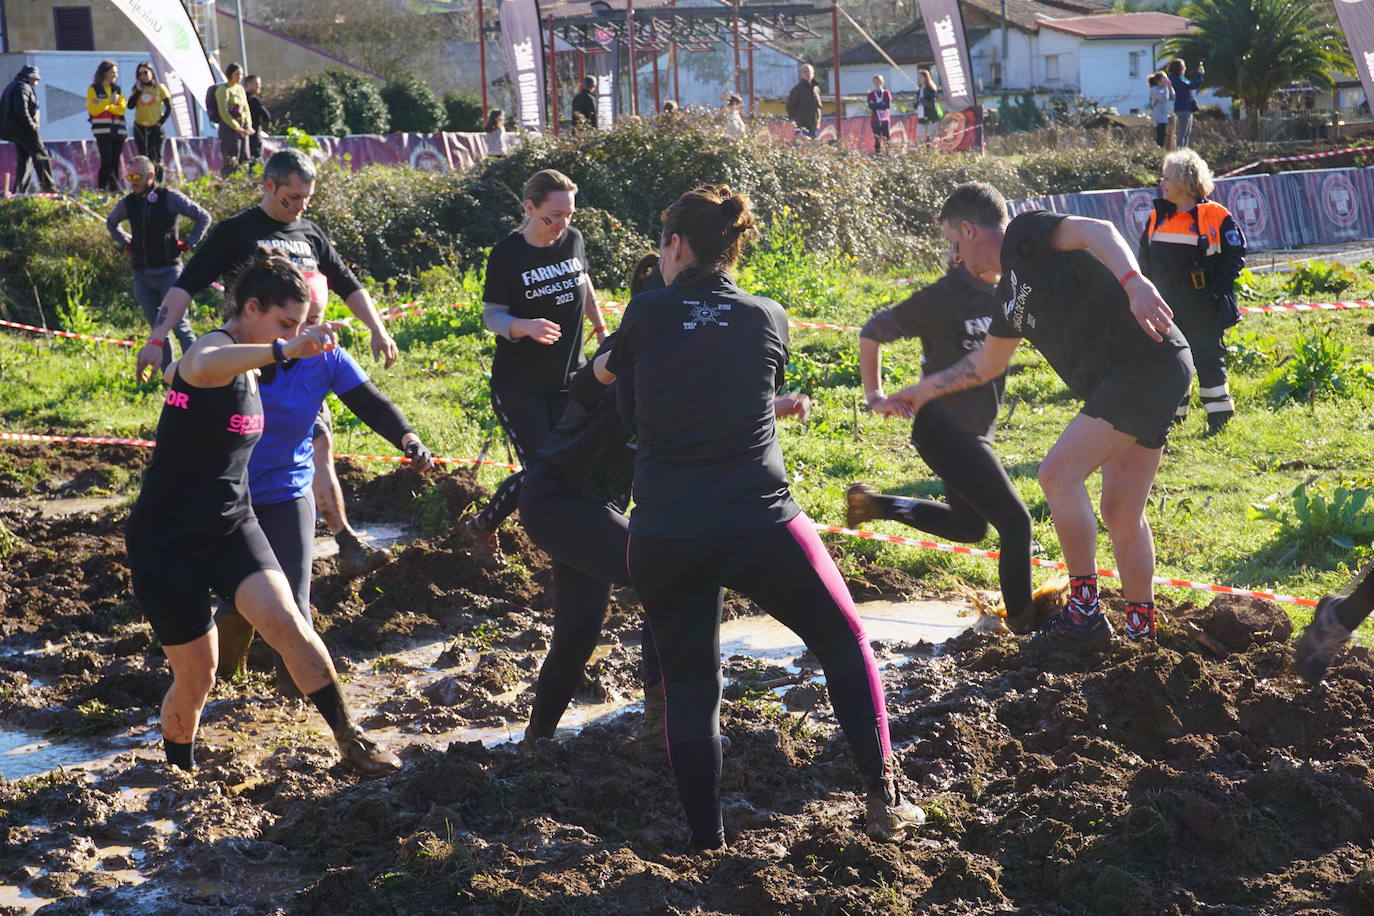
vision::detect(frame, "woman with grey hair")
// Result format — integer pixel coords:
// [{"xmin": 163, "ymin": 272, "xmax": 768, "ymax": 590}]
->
[{"xmin": 1139, "ymin": 148, "xmax": 1246, "ymax": 434}]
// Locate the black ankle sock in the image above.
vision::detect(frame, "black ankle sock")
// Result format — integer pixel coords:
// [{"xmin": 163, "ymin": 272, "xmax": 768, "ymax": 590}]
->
[
  {"xmin": 164, "ymin": 738, "xmax": 195, "ymax": 770},
  {"xmin": 308, "ymin": 681, "xmax": 353, "ymax": 735}
]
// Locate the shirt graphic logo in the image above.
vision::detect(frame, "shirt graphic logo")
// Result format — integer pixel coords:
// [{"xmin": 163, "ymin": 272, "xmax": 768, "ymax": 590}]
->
[{"xmin": 682, "ymin": 300, "xmax": 731, "ymax": 329}]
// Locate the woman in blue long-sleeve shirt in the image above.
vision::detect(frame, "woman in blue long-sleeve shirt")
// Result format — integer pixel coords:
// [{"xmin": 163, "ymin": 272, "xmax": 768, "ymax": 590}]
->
[{"xmin": 1167, "ymin": 58, "xmax": 1205, "ymax": 147}]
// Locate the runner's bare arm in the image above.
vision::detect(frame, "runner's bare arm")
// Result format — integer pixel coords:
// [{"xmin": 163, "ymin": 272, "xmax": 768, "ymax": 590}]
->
[
  {"xmin": 583, "ymin": 277, "xmax": 607, "ymax": 343},
  {"xmin": 179, "ymin": 322, "xmax": 342, "ymax": 389},
  {"xmin": 859, "ymin": 336, "xmax": 884, "ymax": 407},
  {"xmin": 1050, "ymin": 216, "xmax": 1173, "ymax": 342},
  {"xmin": 876, "ymin": 335, "xmax": 1018, "ymax": 418},
  {"xmin": 135, "ymin": 288, "xmax": 194, "ymax": 382},
  {"xmin": 343, "ymin": 288, "xmax": 399, "ymax": 368}
]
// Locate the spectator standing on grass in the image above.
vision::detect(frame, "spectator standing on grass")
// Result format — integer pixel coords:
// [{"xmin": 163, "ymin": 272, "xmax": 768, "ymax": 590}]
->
[
  {"xmin": 1139, "ymin": 148, "xmax": 1245, "ymax": 435},
  {"xmin": 0, "ymin": 65, "xmax": 54, "ymax": 193},
  {"xmin": 130, "ymin": 63, "xmax": 170, "ymax": 178},
  {"xmin": 87, "ymin": 60, "xmax": 128, "ymax": 192},
  {"xmin": 876, "ymin": 182, "xmax": 1192, "ymax": 642},
  {"xmin": 572, "ymin": 77, "xmax": 597, "ymax": 131},
  {"xmin": 1148, "ymin": 72, "xmax": 1174, "ymax": 149},
  {"xmin": 1168, "ymin": 58, "xmax": 1204, "ymax": 147},
  {"xmin": 106, "ymin": 155, "xmax": 210, "ymax": 371},
  {"xmin": 216, "ymin": 63, "xmax": 253, "ymax": 176},
  {"xmin": 868, "ymin": 74, "xmax": 893, "ymax": 153},
  {"xmin": 915, "ymin": 69, "xmax": 942, "ymax": 144},
  {"xmin": 786, "ymin": 64, "xmax": 823, "ymax": 140},
  {"xmin": 245, "ymin": 74, "xmax": 271, "ymax": 163}
]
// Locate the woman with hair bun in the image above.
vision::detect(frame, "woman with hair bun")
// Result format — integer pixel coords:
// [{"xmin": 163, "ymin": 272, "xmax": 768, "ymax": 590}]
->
[
  {"xmin": 125, "ymin": 250, "xmax": 401, "ymax": 776},
  {"xmin": 607, "ymin": 185, "xmax": 925, "ymax": 850}
]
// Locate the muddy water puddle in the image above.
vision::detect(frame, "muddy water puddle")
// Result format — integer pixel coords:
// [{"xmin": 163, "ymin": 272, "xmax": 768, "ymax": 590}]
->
[
  {"xmin": 312, "ymin": 523, "xmax": 412, "ymax": 559},
  {"xmin": 0, "ymin": 727, "xmax": 142, "ymax": 781}
]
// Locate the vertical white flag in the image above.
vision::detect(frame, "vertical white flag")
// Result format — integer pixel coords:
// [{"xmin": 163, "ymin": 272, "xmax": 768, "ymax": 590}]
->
[{"xmin": 105, "ymin": 0, "xmax": 216, "ymax": 105}]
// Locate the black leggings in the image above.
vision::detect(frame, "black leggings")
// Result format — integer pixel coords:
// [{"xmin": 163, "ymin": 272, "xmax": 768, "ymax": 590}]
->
[
  {"xmin": 95, "ymin": 132, "xmax": 125, "ymax": 191},
  {"xmin": 628, "ymin": 513, "xmax": 890, "ymax": 848},
  {"xmin": 476, "ymin": 387, "xmax": 569, "ymax": 530},
  {"xmin": 216, "ymin": 493, "xmax": 316, "ymax": 628},
  {"xmin": 872, "ymin": 403, "xmax": 1033, "ymax": 619},
  {"xmin": 519, "ymin": 469, "xmax": 659, "ymax": 735}
]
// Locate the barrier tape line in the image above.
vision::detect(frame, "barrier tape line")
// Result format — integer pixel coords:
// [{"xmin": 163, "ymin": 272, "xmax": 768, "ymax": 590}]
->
[
  {"xmin": 813, "ymin": 523, "xmax": 1319, "ymax": 608},
  {"xmin": 1218, "ymin": 144, "xmax": 1374, "ymax": 179},
  {"xmin": 0, "ymin": 431, "xmax": 1317, "ymax": 608},
  {"xmin": 0, "ymin": 318, "xmax": 137, "ymax": 347},
  {"xmin": 0, "ymin": 431, "xmax": 521, "ymax": 471}
]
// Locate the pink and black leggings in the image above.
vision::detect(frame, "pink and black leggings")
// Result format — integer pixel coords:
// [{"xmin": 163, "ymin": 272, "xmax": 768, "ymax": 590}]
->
[{"xmin": 627, "ymin": 511, "xmax": 891, "ymax": 849}]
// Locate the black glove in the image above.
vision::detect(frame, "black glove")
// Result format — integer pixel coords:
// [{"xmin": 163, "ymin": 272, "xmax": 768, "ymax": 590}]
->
[{"xmin": 403, "ymin": 440, "xmax": 433, "ymax": 471}]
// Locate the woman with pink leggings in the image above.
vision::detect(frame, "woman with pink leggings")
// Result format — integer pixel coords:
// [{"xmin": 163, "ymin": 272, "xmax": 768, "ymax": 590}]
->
[{"xmin": 606, "ymin": 184, "xmax": 925, "ymax": 849}]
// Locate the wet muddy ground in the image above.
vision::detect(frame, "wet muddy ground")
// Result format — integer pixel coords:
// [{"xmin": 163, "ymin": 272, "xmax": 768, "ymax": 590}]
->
[{"xmin": 2, "ymin": 446, "xmax": 1373, "ymax": 914}]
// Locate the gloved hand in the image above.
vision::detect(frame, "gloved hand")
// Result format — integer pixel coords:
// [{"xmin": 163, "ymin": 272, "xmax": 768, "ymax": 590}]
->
[{"xmin": 403, "ymin": 439, "xmax": 434, "ymax": 472}]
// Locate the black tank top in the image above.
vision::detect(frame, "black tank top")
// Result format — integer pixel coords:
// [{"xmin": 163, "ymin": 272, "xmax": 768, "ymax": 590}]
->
[{"xmin": 128, "ymin": 330, "xmax": 264, "ymax": 543}]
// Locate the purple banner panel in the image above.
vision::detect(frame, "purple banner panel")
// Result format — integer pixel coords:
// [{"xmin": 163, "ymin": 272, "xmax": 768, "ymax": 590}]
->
[
  {"xmin": 1211, "ymin": 175, "xmax": 1305, "ymax": 251},
  {"xmin": 1274, "ymin": 166, "xmax": 1374, "ymax": 245}
]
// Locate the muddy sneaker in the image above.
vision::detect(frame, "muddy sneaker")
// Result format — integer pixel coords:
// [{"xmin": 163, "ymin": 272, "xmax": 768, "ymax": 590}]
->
[
  {"xmin": 336, "ymin": 531, "xmax": 393, "ymax": 578},
  {"xmin": 1295, "ymin": 595, "xmax": 1353, "ymax": 685},
  {"xmin": 457, "ymin": 517, "xmax": 504, "ymax": 569},
  {"xmin": 865, "ymin": 783, "xmax": 926, "ymax": 842},
  {"xmin": 845, "ymin": 483, "xmax": 884, "ymax": 530},
  {"xmin": 1123, "ymin": 602, "xmax": 1156, "ymax": 640},
  {"xmin": 335, "ymin": 728, "xmax": 401, "ymax": 776},
  {"xmin": 1039, "ymin": 606, "xmax": 1114, "ymax": 640}
]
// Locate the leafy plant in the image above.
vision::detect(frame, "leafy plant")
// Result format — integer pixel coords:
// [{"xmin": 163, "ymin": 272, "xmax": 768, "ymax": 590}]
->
[
  {"xmin": 382, "ymin": 75, "xmax": 445, "ymax": 133},
  {"xmin": 1285, "ymin": 259, "xmax": 1356, "ymax": 299},
  {"xmin": 1223, "ymin": 327, "xmax": 1278, "ymax": 374},
  {"xmin": 1249, "ymin": 480, "xmax": 1374, "ymax": 548},
  {"xmin": 327, "ymin": 69, "xmax": 390, "ymax": 135},
  {"xmin": 278, "ymin": 73, "xmax": 347, "ymax": 137},
  {"xmin": 442, "ymin": 90, "xmax": 483, "ymax": 133},
  {"xmin": 1265, "ymin": 327, "xmax": 1374, "ymax": 404}
]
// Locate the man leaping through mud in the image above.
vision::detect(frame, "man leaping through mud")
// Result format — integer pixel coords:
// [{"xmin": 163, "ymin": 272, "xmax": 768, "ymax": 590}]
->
[{"xmin": 875, "ymin": 183, "xmax": 1192, "ymax": 640}]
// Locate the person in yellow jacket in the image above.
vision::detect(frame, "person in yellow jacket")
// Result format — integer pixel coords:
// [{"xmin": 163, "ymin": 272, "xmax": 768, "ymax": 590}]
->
[
  {"xmin": 216, "ymin": 63, "xmax": 254, "ymax": 176},
  {"xmin": 131, "ymin": 62, "xmax": 171, "ymax": 179},
  {"xmin": 87, "ymin": 60, "xmax": 128, "ymax": 191},
  {"xmin": 1138, "ymin": 149, "xmax": 1246, "ymax": 435}
]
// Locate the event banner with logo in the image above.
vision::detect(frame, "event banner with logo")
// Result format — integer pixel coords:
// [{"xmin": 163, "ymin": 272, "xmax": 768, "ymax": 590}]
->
[
  {"xmin": 1334, "ymin": 0, "xmax": 1374, "ymax": 115},
  {"xmin": 105, "ymin": 0, "xmax": 215, "ymax": 107},
  {"xmin": 917, "ymin": 0, "xmax": 981, "ymax": 150},
  {"xmin": 146, "ymin": 44, "xmax": 196, "ymax": 138},
  {"xmin": 501, "ymin": 0, "xmax": 547, "ymax": 132},
  {"xmin": 591, "ymin": 27, "xmax": 617, "ymax": 126}
]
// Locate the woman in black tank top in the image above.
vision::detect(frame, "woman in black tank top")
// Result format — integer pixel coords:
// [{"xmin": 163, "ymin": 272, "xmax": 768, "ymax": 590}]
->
[{"xmin": 126, "ymin": 250, "xmax": 401, "ymax": 775}]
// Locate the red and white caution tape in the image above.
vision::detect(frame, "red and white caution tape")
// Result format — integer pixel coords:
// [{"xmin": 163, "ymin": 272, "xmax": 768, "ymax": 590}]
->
[
  {"xmin": 814, "ymin": 523, "xmax": 1319, "ymax": 608},
  {"xmin": 0, "ymin": 318, "xmax": 137, "ymax": 347},
  {"xmin": 0, "ymin": 430, "xmax": 520, "ymax": 471},
  {"xmin": 1219, "ymin": 145, "xmax": 1374, "ymax": 179},
  {"xmin": 1239, "ymin": 299, "xmax": 1374, "ymax": 314}
]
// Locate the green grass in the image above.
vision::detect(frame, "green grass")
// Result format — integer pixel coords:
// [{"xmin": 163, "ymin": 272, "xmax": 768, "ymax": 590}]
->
[{"xmin": 2, "ymin": 252, "xmax": 1374, "ymax": 640}]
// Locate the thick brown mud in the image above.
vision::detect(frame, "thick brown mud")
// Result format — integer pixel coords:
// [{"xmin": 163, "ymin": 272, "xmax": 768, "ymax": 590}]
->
[{"xmin": 0, "ymin": 448, "xmax": 1371, "ymax": 914}]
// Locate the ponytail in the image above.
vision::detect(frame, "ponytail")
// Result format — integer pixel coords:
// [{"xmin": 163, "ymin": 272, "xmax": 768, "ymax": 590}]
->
[{"xmin": 659, "ymin": 185, "xmax": 759, "ymax": 274}]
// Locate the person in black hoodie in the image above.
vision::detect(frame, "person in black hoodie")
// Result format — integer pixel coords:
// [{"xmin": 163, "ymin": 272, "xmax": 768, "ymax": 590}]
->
[
  {"xmin": 609, "ymin": 185, "xmax": 925, "ymax": 849},
  {"xmin": 571, "ymin": 77, "xmax": 597, "ymax": 131},
  {"xmin": 1, "ymin": 65, "xmax": 55, "ymax": 193},
  {"xmin": 245, "ymin": 74, "xmax": 271, "ymax": 162},
  {"xmin": 106, "ymin": 156, "xmax": 211, "ymax": 370}
]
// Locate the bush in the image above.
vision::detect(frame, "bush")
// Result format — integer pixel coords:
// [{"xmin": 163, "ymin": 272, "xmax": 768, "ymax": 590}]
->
[
  {"xmin": 573, "ymin": 208, "xmax": 655, "ymax": 289},
  {"xmin": 327, "ymin": 69, "xmax": 390, "ymax": 135},
  {"xmin": 1285, "ymin": 259, "xmax": 1356, "ymax": 299},
  {"xmin": 1265, "ymin": 327, "xmax": 1374, "ymax": 405},
  {"xmin": 276, "ymin": 73, "xmax": 347, "ymax": 137},
  {"xmin": 443, "ymin": 91, "xmax": 483, "ymax": 133},
  {"xmin": 383, "ymin": 75, "xmax": 445, "ymax": 133}
]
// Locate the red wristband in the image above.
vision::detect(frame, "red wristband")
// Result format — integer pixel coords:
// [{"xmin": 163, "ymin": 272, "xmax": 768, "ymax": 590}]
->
[
  {"xmin": 148, "ymin": 338, "xmax": 166, "ymax": 348},
  {"xmin": 592, "ymin": 324, "xmax": 607, "ymax": 334},
  {"xmin": 1118, "ymin": 268, "xmax": 1139, "ymax": 287}
]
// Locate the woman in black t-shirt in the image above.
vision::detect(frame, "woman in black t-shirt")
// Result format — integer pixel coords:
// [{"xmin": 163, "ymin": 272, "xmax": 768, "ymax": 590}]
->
[
  {"xmin": 609, "ymin": 186, "xmax": 924, "ymax": 850},
  {"xmin": 125, "ymin": 251, "xmax": 400, "ymax": 776},
  {"xmin": 877, "ymin": 183, "xmax": 1190, "ymax": 642},
  {"xmin": 848, "ymin": 266, "xmax": 1035, "ymax": 631},
  {"xmin": 463, "ymin": 169, "xmax": 607, "ymax": 561}
]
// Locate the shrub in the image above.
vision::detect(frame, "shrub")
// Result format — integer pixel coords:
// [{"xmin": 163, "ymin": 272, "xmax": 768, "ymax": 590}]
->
[
  {"xmin": 383, "ymin": 75, "xmax": 445, "ymax": 133},
  {"xmin": 276, "ymin": 73, "xmax": 347, "ymax": 137},
  {"xmin": 442, "ymin": 91, "xmax": 484, "ymax": 133},
  {"xmin": 1285, "ymin": 259, "xmax": 1356, "ymax": 299},
  {"xmin": 573, "ymin": 207, "xmax": 655, "ymax": 289},
  {"xmin": 1249, "ymin": 479, "xmax": 1374, "ymax": 549},
  {"xmin": 326, "ymin": 69, "xmax": 390, "ymax": 135},
  {"xmin": 1265, "ymin": 327, "xmax": 1374, "ymax": 404}
]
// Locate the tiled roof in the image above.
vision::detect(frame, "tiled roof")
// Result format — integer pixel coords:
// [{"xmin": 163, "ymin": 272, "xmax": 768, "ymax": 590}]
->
[{"xmin": 1037, "ymin": 11, "xmax": 1193, "ymax": 39}]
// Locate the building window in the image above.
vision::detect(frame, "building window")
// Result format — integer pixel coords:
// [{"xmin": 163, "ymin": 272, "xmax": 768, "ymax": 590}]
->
[
  {"xmin": 53, "ymin": 7, "xmax": 95, "ymax": 51},
  {"xmin": 1129, "ymin": 51, "xmax": 1143, "ymax": 78},
  {"xmin": 991, "ymin": 61, "xmax": 1003, "ymax": 87},
  {"xmin": 1045, "ymin": 54, "xmax": 1060, "ymax": 82}
]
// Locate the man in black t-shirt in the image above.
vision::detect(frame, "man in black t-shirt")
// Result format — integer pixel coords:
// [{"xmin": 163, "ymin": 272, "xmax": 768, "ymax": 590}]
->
[{"xmin": 877, "ymin": 183, "xmax": 1192, "ymax": 642}]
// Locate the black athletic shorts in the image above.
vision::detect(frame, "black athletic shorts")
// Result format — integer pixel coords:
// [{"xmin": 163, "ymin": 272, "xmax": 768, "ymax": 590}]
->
[
  {"xmin": 126, "ymin": 517, "xmax": 282, "ymax": 647},
  {"xmin": 312, "ymin": 401, "xmax": 332, "ymax": 442},
  {"xmin": 1081, "ymin": 344, "xmax": 1193, "ymax": 449}
]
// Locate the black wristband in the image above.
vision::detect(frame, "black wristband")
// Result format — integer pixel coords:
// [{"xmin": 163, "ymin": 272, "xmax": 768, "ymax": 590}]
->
[{"xmin": 272, "ymin": 338, "xmax": 288, "ymax": 365}]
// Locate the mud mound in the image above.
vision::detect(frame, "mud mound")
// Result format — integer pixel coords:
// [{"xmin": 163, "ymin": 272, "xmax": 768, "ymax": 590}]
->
[{"xmin": 0, "ymin": 443, "xmax": 146, "ymax": 498}]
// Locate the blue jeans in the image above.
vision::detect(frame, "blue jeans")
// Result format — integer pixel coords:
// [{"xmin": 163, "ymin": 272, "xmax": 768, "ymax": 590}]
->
[{"xmin": 133, "ymin": 265, "xmax": 195, "ymax": 370}]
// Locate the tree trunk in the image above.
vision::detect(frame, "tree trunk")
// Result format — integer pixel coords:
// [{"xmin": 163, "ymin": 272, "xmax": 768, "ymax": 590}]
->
[{"xmin": 1247, "ymin": 102, "xmax": 1262, "ymax": 141}]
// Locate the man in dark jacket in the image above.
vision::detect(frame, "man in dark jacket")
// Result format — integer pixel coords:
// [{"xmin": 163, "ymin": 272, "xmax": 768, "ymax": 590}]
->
[
  {"xmin": 786, "ymin": 64, "xmax": 823, "ymax": 139},
  {"xmin": 245, "ymin": 74, "xmax": 271, "ymax": 162},
  {"xmin": 572, "ymin": 77, "xmax": 597, "ymax": 130},
  {"xmin": 1, "ymin": 65, "xmax": 55, "ymax": 193},
  {"xmin": 105, "ymin": 155, "xmax": 211, "ymax": 369}
]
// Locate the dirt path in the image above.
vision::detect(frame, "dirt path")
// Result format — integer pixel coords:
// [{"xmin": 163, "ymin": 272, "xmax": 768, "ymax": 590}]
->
[{"xmin": 1, "ymin": 449, "xmax": 1371, "ymax": 915}]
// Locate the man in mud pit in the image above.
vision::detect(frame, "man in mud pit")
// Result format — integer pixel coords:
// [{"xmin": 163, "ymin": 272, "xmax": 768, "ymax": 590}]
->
[
  {"xmin": 875, "ymin": 182, "xmax": 1192, "ymax": 640},
  {"xmin": 1296, "ymin": 559, "xmax": 1374, "ymax": 682},
  {"xmin": 134, "ymin": 148, "xmax": 399, "ymax": 579}
]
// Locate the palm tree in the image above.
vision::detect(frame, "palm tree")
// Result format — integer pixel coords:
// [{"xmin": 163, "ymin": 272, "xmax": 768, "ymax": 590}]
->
[{"xmin": 1163, "ymin": 0, "xmax": 1352, "ymax": 138}]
